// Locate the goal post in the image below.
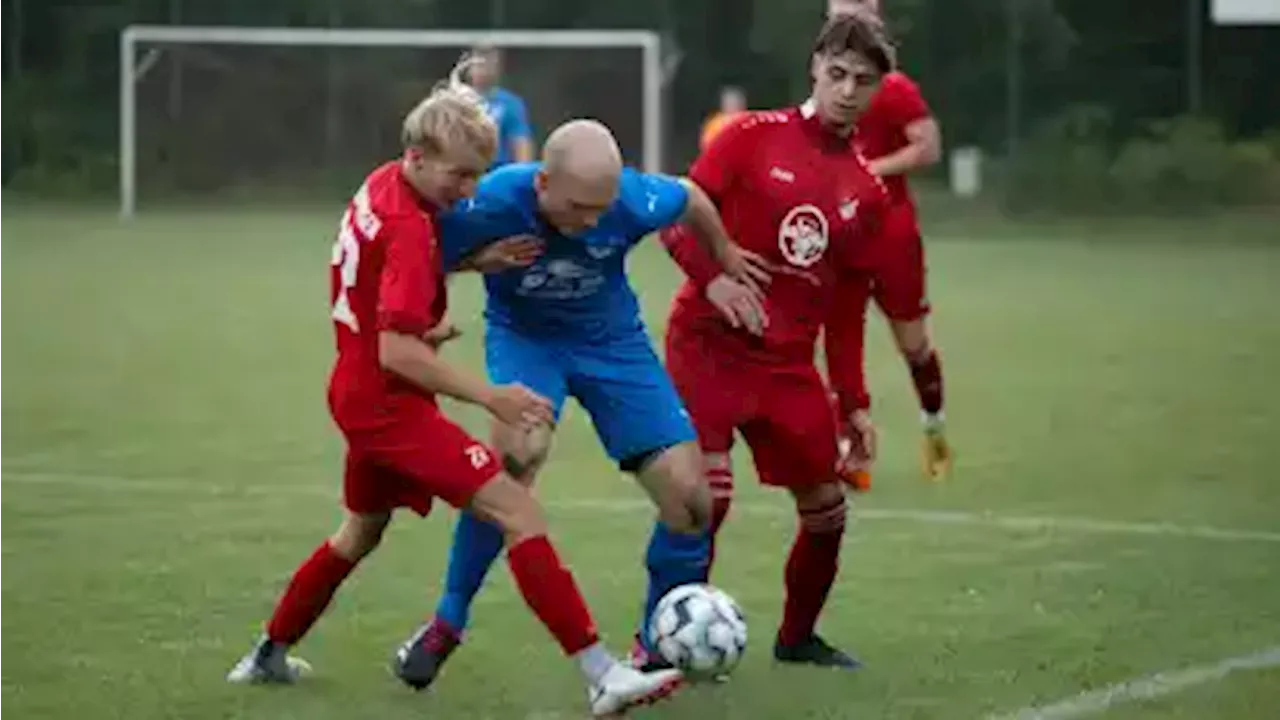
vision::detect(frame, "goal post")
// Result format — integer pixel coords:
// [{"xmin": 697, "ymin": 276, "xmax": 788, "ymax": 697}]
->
[{"xmin": 119, "ymin": 25, "xmax": 664, "ymax": 218}]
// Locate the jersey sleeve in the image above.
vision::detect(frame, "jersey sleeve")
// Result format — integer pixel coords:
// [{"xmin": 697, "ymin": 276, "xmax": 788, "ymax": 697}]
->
[
  {"xmin": 660, "ymin": 224, "xmax": 722, "ymax": 288},
  {"xmin": 618, "ymin": 168, "xmax": 690, "ymax": 237},
  {"xmin": 377, "ymin": 217, "xmax": 439, "ymax": 337},
  {"xmin": 883, "ymin": 74, "xmax": 932, "ymax": 127},
  {"xmin": 824, "ymin": 269, "xmax": 873, "ymax": 416},
  {"xmin": 503, "ymin": 93, "xmax": 533, "ymax": 142}
]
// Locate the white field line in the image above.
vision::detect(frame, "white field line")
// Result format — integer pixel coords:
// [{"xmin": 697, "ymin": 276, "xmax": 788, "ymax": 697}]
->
[
  {"xmin": 4, "ymin": 469, "xmax": 1280, "ymax": 544},
  {"xmin": 986, "ymin": 645, "xmax": 1280, "ymax": 720}
]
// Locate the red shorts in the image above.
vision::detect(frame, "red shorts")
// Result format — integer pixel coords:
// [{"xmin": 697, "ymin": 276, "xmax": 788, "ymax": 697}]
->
[
  {"xmin": 334, "ymin": 400, "xmax": 502, "ymax": 517},
  {"xmin": 867, "ymin": 207, "xmax": 930, "ymax": 322},
  {"xmin": 666, "ymin": 326, "xmax": 837, "ymax": 488}
]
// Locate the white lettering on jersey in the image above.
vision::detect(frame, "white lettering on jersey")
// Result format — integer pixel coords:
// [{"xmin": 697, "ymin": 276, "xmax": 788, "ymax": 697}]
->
[
  {"xmin": 777, "ymin": 204, "xmax": 829, "ymax": 268},
  {"xmin": 516, "ymin": 257, "xmax": 606, "ymax": 300}
]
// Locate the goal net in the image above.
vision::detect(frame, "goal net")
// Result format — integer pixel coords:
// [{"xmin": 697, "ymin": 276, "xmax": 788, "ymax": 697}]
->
[{"xmin": 120, "ymin": 26, "xmax": 663, "ymax": 217}]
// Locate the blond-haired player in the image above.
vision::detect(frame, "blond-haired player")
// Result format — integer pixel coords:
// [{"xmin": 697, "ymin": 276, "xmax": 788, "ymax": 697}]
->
[{"xmin": 225, "ymin": 59, "xmax": 684, "ymax": 717}]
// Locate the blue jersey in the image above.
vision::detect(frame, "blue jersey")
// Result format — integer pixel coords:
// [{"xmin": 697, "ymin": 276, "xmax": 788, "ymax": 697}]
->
[
  {"xmin": 483, "ymin": 88, "xmax": 532, "ymax": 168},
  {"xmin": 439, "ymin": 162, "xmax": 690, "ymax": 340}
]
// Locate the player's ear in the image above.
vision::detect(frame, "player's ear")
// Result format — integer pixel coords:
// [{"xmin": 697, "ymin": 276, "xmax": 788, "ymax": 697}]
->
[{"xmin": 534, "ymin": 169, "xmax": 549, "ymax": 193}]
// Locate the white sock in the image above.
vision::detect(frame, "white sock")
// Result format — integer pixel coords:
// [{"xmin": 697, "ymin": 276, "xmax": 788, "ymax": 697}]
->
[
  {"xmin": 922, "ymin": 410, "xmax": 945, "ymax": 432},
  {"xmin": 575, "ymin": 642, "xmax": 616, "ymax": 685}
]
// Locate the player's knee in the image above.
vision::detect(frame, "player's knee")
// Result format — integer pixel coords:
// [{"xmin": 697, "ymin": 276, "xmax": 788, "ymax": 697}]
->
[
  {"xmin": 330, "ymin": 511, "xmax": 391, "ymax": 560},
  {"xmin": 468, "ymin": 474, "xmax": 549, "ymax": 545},
  {"xmin": 790, "ymin": 482, "xmax": 848, "ymax": 535},
  {"xmin": 638, "ymin": 442, "xmax": 712, "ymax": 534},
  {"xmin": 494, "ymin": 420, "xmax": 553, "ymax": 485},
  {"xmin": 891, "ymin": 318, "xmax": 931, "ymax": 361}
]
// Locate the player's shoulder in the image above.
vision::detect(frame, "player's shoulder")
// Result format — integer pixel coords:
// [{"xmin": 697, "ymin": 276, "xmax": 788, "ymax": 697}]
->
[
  {"xmin": 360, "ymin": 161, "xmax": 431, "ymax": 233},
  {"xmin": 475, "ymin": 162, "xmax": 538, "ymax": 202},
  {"xmin": 882, "ymin": 71, "xmax": 919, "ymax": 91},
  {"xmin": 614, "ymin": 167, "xmax": 685, "ymax": 214},
  {"xmin": 723, "ymin": 108, "xmax": 800, "ymax": 137},
  {"xmin": 876, "ymin": 71, "xmax": 925, "ymax": 104}
]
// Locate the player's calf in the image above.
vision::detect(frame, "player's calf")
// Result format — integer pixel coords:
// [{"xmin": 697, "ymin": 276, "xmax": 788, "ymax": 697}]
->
[
  {"xmin": 890, "ymin": 318, "xmax": 951, "ymax": 479},
  {"xmin": 774, "ymin": 482, "xmax": 860, "ymax": 670},
  {"xmin": 403, "ymin": 474, "xmax": 685, "ymax": 714},
  {"xmin": 228, "ymin": 512, "xmax": 389, "ymax": 685}
]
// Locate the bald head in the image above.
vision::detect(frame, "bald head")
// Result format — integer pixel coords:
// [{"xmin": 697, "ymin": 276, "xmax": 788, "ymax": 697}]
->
[
  {"xmin": 535, "ymin": 119, "xmax": 623, "ymax": 235},
  {"xmin": 542, "ymin": 119, "xmax": 623, "ymax": 181}
]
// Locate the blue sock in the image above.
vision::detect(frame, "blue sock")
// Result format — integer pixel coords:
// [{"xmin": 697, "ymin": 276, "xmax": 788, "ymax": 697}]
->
[
  {"xmin": 638, "ymin": 521, "xmax": 711, "ymax": 650},
  {"xmin": 434, "ymin": 510, "xmax": 505, "ymax": 633}
]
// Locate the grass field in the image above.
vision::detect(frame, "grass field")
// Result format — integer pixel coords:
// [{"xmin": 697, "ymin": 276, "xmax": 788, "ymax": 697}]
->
[{"xmin": 4, "ymin": 205, "xmax": 1280, "ymax": 719}]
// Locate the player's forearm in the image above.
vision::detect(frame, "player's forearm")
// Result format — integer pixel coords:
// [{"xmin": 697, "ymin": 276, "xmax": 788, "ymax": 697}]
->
[
  {"xmin": 660, "ymin": 225, "xmax": 723, "ymax": 288},
  {"xmin": 677, "ymin": 179, "xmax": 736, "ymax": 268},
  {"xmin": 824, "ymin": 282, "xmax": 872, "ymax": 415},
  {"xmin": 379, "ymin": 331, "xmax": 494, "ymax": 408}
]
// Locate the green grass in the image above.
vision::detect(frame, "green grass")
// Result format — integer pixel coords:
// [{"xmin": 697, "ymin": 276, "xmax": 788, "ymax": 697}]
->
[{"xmin": 4, "ymin": 205, "xmax": 1280, "ymax": 719}]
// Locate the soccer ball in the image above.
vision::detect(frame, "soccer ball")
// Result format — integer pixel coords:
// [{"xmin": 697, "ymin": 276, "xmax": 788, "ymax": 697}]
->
[{"xmin": 648, "ymin": 584, "xmax": 747, "ymax": 678}]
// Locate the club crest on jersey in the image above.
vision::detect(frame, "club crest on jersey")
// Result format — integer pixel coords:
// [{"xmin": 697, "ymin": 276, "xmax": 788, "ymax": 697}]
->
[{"xmin": 778, "ymin": 204, "xmax": 829, "ymax": 268}]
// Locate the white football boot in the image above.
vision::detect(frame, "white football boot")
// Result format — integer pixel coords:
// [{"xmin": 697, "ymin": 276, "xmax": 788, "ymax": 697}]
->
[
  {"xmin": 587, "ymin": 662, "xmax": 683, "ymax": 717},
  {"xmin": 226, "ymin": 637, "xmax": 312, "ymax": 684}
]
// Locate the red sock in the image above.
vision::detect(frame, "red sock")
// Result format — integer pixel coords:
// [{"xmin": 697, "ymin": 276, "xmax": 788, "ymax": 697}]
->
[
  {"xmin": 909, "ymin": 349, "xmax": 945, "ymax": 416},
  {"xmin": 507, "ymin": 535, "xmax": 599, "ymax": 655},
  {"xmin": 778, "ymin": 498, "xmax": 847, "ymax": 646},
  {"xmin": 706, "ymin": 462, "xmax": 734, "ymax": 573},
  {"xmin": 265, "ymin": 541, "xmax": 358, "ymax": 645}
]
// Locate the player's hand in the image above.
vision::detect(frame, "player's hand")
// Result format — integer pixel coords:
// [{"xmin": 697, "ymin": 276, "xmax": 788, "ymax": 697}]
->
[
  {"xmin": 468, "ymin": 235, "xmax": 544, "ymax": 273},
  {"xmin": 836, "ymin": 408, "xmax": 877, "ymax": 490},
  {"xmin": 483, "ymin": 383, "xmax": 555, "ymax": 429},
  {"xmin": 706, "ymin": 274, "xmax": 768, "ymax": 336},
  {"xmin": 718, "ymin": 244, "xmax": 772, "ymax": 297},
  {"xmin": 422, "ymin": 323, "xmax": 462, "ymax": 349}
]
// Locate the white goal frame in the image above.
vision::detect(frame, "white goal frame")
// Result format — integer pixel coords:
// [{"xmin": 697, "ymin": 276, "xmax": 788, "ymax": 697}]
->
[{"xmin": 119, "ymin": 25, "xmax": 664, "ymax": 218}]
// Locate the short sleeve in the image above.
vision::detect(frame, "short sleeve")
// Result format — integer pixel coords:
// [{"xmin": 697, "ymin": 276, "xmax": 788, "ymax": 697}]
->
[
  {"xmin": 504, "ymin": 93, "xmax": 533, "ymax": 141},
  {"xmin": 882, "ymin": 74, "xmax": 931, "ymax": 127},
  {"xmin": 689, "ymin": 113, "xmax": 753, "ymax": 200},
  {"xmin": 377, "ymin": 217, "xmax": 438, "ymax": 337},
  {"xmin": 618, "ymin": 168, "xmax": 689, "ymax": 236}
]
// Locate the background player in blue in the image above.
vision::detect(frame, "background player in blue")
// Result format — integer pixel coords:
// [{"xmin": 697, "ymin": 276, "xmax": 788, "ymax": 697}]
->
[
  {"xmin": 392, "ymin": 119, "xmax": 770, "ymax": 691},
  {"xmin": 468, "ymin": 44, "xmax": 534, "ymax": 167}
]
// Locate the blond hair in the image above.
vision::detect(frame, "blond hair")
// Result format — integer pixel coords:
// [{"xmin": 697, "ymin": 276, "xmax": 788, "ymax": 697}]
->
[{"xmin": 401, "ymin": 55, "xmax": 498, "ymax": 168}]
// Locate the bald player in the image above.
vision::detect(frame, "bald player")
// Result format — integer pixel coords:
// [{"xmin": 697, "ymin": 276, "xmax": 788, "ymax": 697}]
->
[{"xmin": 391, "ymin": 119, "xmax": 768, "ymax": 691}]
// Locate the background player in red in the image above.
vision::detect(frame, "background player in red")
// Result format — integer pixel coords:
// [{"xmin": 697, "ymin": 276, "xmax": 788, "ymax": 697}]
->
[
  {"xmin": 224, "ymin": 61, "xmax": 684, "ymax": 717},
  {"xmin": 825, "ymin": 0, "xmax": 950, "ymax": 484},
  {"xmin": 652, "ymin": 12, "xmax": 893, "ymax": 670}
]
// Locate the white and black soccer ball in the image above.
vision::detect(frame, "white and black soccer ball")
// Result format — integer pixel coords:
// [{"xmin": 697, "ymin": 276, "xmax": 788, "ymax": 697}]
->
[{"xmin": 648, "ymin": 584, "xmax": 747, "ymax": 678}]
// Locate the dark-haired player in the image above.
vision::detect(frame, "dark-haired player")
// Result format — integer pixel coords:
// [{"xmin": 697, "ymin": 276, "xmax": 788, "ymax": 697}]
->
[{"xmin": 650, "ymin": 12, "xmax": 895, "ymax": 670}]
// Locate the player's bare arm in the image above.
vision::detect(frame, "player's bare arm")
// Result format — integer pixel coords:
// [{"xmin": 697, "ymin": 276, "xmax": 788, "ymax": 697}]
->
[
  {"xmin": 867, "ymin": 115, "xmax": 941, "ymax": 177},
  {"xmin": 378, "ymin": 330, "xmax": 552, "ymax": 428},
  {"xmin": 455, "ymin": 235, "xmax": 545, "ymax": 273}
]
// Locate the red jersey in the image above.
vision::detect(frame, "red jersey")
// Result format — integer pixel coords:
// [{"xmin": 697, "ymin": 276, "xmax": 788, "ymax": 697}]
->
[
  {"xmin": 663, "ymin": 104, "xmax": 886, "ymax": 369},
  {"xmin": 328, "ymin": 161, "xmax": 447, "ymax": 426},
  {"xmin": 854, "ymin": 71, "xmax": 932, "ymax": 210}
]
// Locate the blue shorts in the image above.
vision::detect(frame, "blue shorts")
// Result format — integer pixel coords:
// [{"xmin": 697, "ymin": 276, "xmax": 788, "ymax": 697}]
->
[{"xmin": 485, "ymin": 323, "xmax": 696, "ymax": 467}]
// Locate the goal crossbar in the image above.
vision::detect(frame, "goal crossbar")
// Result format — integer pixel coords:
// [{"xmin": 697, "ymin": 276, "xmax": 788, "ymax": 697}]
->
[{"xmin": 119, "ymin": 25, "xmax": 664, "ymax": 217}]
